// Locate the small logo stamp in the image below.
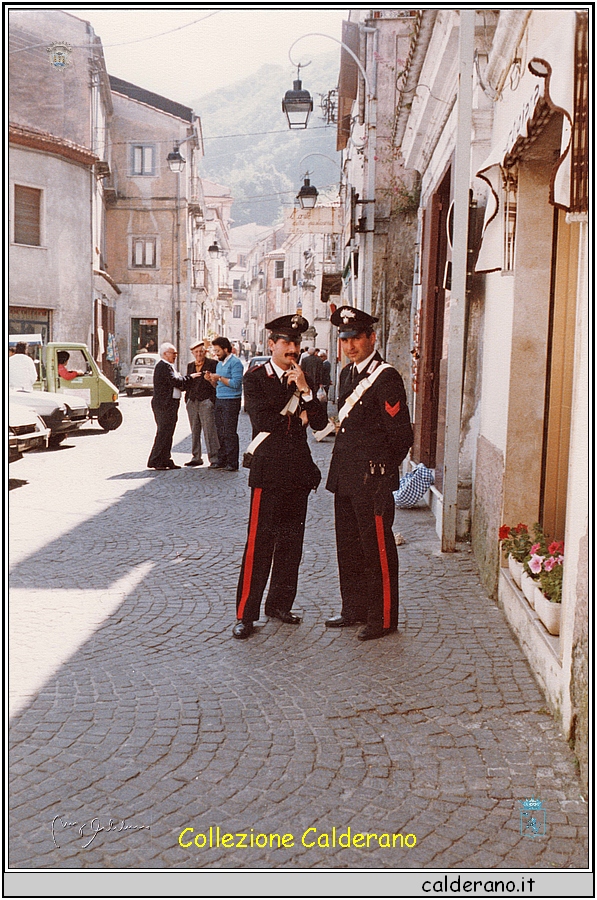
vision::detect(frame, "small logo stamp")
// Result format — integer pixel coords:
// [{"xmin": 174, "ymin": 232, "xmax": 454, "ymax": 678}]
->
[
  {"xmin": 519, "ymin": 797, "xmax": 546, "ymax": 838},
  {"xmin": 46, "ymin": 42, "xmax": 73, "ymax": 70}
]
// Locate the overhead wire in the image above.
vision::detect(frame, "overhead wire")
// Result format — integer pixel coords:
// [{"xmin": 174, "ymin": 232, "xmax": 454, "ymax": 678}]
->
[{"xmin": 9, "ymin": 11, "xmax": 220, "ymax": 53}]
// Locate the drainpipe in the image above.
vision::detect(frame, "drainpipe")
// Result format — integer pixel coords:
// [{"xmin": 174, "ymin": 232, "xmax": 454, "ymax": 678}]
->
[
  {"xmin": 362, "ymin": 26, "xmax": 378, "ymax": 315},
  {"xmin": 441, "ymin": 9, "xmax": 475, "ymax": 553}
]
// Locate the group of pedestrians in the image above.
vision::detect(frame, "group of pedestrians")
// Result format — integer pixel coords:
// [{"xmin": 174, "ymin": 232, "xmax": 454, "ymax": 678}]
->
[
  {"xmin": 146, "ymin": 337, "xmax": 243, "ymax": 472},
  {"xmin": 146, "ymin": 305, "xmax": 413, "ymax": 643}
]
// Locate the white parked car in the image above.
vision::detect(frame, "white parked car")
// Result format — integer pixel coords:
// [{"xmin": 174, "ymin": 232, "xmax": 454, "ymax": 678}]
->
[
  {"xmin": 124, "ymin": 353, "xmax": 161, "ymax": 396},
  {"xmin": 9, "ymin": 401, "xmax": 50, "ymax": 462},
  {"xmin": 9, "ymin": 389, "xmax": 89, "ymax": 446}
]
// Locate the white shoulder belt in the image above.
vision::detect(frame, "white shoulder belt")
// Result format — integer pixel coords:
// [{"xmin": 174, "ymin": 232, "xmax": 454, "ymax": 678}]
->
[
  {"xmin": 338, "ymin": 362, "xmax": 391, "ymax": 423},
  {"xmin": 314, "ymin": 362, "xmax": 391, "ymax": 441}
]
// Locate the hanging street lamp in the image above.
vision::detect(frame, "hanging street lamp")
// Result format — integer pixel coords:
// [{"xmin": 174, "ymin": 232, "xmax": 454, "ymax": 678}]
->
[
  {"xmin": 296, "ymin": 176, "xmax": 319, "ymax": 209},
  {"xmin": 166, "ymin": 143, "xmax": 186, "ymax": 173},
  {"xmin": 282, "ymin": 65, "xmax": 313, "ymax": 130}
]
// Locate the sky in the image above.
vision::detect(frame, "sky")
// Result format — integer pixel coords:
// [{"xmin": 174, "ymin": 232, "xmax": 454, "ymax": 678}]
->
[{"xmin": 70, "ymin": 7, "xmax": 350, "ymax": 106}]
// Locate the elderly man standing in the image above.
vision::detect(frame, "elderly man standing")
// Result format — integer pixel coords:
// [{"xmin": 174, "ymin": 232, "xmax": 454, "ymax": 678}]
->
[
  {"xmin": 205, "ymin": 337, "xmax": 244, "ymax": 471},
  {"xmin": 325, "ymin": 306, "xmax": 413, "ymax": 641},
  {"xmin": 232, "ymin": 315, "xmax": 328, "ymax": 639},
  {"xmin": 184, "ymin": 339, "xmax": 219, "ymax": 468},
  {"xmin": 147, "ymin": 342, "xmax": 200, "ymax": 471}
]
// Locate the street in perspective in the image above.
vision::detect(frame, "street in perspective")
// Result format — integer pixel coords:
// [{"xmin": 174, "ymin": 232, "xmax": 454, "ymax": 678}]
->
[
  {"xmin": 9, "ymin": 399, "xmax": 588, "ymax": 869},
  {"xmin": 8, "ymin": 5, "xmax": 589, "ymax": 890}
]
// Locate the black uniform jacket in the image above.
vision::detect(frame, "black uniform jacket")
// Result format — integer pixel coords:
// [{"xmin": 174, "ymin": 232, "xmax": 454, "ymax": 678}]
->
[
  {"xmin": 243, "ymin": 361, "xmax": 328, "ymax": 492},
  {"xmin": 185, "ymin": 358, "xmax": 217, "ymax": 402},
  {"xmin": 326, "ymin": 351, "xmax": 413, "ymax": 494},
  {"xmin": 152, "ymin": 359, "xmax": 195, "ymax": 406}
]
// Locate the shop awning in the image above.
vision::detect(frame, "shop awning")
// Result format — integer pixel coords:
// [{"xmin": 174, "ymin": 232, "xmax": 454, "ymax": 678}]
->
[{"xmin": 475, "ymin": 10, "xmax": 577, "ymax": 273}]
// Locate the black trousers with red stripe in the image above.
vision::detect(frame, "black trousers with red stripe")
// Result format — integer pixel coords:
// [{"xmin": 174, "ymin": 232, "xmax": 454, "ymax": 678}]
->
[
  {"xmin": 236, "ymin": 486, "xmax": 309, "ymax": 624},
  {"xmin": 333, "ymin": 486, "xmax": 399, "ymax": 630}
]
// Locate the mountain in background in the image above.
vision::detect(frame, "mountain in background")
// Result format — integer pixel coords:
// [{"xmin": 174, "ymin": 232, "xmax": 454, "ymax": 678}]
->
[{"xmin": 193, "ymin": 52, "xmax": 342, "ymax": 227}]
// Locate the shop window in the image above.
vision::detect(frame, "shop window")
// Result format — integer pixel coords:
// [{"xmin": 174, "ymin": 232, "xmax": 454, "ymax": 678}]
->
[
  {"xmin": 131, "ymin": 318, "xmax": 158, "ymax": 359},
  {"xmin": 131, "ymin": 238, "xmax": 157, "ymax": 268},
  {"xmin": 9, "ymin": 306, "xmax": 51, "ymax": 343},
  {"xmin": 14, "ymin": 185, "xmax": 42, "ymax": 246},
  {"xmin": 131, "ymin": 144, "xmax": 155, "ymax": 176},
  {"xmin": 275, "ymin": 260, "xmax": 284, "ymax": 279}
]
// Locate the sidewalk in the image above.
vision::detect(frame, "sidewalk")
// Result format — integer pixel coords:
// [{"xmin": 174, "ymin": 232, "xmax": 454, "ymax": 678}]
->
[{"xmin": 9, "ymin": 407, "xmax": 587, "ymax": 868}]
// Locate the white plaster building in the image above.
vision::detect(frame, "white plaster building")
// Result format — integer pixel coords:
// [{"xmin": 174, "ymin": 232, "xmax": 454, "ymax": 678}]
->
[{"xmin": 395, "ymin": 8, "xmax": 588, "ymax": 786}]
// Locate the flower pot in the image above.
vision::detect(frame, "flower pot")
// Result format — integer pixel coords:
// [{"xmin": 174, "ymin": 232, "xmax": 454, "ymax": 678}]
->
[
  {"xmin": 508, "ymin": 555, "xmax": 523, "ymax": 588},
  {"xmin": 534, "ymin": 590, "xmax": 561, "ymax": 636},
  {"xmin": 520, "ymin": 571, "xmax": 537, "ymax": 608}
]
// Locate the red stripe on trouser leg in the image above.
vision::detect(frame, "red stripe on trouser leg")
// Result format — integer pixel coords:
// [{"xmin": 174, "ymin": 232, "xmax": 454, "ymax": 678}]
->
[
  {"xmin": 375, "ymin": 514, "xmax": 391, "ymax": 629},
  {"xmin": 237, "ymin": 488, "xmax": 262, "ymax": 620}
]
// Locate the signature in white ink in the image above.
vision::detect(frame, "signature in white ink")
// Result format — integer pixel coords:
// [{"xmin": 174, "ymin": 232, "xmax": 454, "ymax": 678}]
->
[{"xmin": 51, "ymin": 815, "xmax": 150, "ymax": 849}]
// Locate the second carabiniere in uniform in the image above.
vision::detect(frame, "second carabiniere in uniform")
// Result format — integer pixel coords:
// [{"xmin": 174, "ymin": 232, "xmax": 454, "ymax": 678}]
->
[{"xmin": 325, "ymin": 306, "xmax": 414, "ymax": 641}]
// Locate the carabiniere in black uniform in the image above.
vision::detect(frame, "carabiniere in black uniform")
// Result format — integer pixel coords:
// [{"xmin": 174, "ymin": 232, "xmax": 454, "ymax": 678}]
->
[
  {"xmin": 326, "ymin": 306, "xmax": 413, "ymax": 639},
  {"xmin": 235, "ymin": 316, "xmax": 328, "ymax": 636}
]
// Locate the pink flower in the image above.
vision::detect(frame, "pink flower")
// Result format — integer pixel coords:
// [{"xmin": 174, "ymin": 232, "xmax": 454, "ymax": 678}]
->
[
  {"xmin": 528, "ymin": 554, "xmax": 544, "ymax": 575},
  {"xmin": 530, "ymin": 543, "xmax": 541, "ymax": 554},
  {"xmin": 556, "ymin": 555, "xmax": 564, "ymax": 565},
  {"xmin": 543, "ymin": 557, "xmax": 556, "ymax": 572}
]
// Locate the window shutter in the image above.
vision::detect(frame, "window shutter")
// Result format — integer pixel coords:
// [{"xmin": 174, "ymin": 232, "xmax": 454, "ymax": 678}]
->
[{"xmin": 14, "ymin": 185, "xmax": 41, "ymax": 246}]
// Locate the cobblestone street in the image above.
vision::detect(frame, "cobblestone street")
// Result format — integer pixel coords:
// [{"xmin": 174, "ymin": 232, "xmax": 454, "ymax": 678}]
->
[{"xmin": 9, "ymin": 397, "xmax": 587, "ymax": 870}]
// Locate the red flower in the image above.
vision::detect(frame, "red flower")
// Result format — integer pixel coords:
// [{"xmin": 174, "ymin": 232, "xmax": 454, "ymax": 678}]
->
[
  {"xmin": 548, "ymin": 541, "xmax": 564, "ymax": 556},
  {"xmin": 499, "ymin": 525, "xmax": 510, "ymax": 541},
  {"xmin": 515, "ymin": 523, "xmax": 528, "ymax": 533}
]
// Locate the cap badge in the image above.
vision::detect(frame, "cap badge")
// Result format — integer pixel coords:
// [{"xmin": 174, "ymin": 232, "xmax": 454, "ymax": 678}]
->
[{"xmin": 340, "ymin": 308, "xmax": 357, "ymax": 324}]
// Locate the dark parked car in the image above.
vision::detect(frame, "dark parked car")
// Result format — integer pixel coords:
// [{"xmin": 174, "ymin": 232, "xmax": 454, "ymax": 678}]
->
[{"xmin": 246, "ymin": 355, "xmax": 270, "ymax": 372}]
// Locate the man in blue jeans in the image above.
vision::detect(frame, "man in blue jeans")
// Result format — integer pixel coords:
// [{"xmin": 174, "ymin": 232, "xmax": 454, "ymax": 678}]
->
[{"xmin": 205, "ymin": 336, "xmax": 244, "ymax": 471}]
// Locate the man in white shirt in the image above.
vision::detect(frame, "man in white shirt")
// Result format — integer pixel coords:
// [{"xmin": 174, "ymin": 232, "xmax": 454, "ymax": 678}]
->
[{"xmin": 9, "ymin": 343, "xmax": 38, "ymax": 391}]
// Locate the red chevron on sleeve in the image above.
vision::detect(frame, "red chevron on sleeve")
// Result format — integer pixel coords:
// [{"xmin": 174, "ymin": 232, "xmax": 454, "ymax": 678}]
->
[{"xmin": 385, "ymin": 400, "xmax": 401, "ymax": 417}]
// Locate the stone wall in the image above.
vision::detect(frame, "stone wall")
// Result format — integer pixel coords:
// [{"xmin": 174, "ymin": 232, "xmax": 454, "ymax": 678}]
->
[{"xmin": 471, "ymin": 435, "xmax": 504, "ymax": 599}]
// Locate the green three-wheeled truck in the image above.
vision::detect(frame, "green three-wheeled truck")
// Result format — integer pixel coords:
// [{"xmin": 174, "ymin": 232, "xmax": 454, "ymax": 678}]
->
[{"xmin": 10, "ymin": 336, "xmax": 123, "ymax": 431}]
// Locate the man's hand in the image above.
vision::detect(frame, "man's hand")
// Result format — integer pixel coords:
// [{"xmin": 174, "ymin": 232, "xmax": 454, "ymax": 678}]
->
[{"xmin": 286, "ymin": 361, "xmax": 309, "ymax": 393}]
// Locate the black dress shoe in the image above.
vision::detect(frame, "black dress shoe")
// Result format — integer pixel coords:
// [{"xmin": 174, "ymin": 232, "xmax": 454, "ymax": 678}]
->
[
  {"xmin": 166, "ymin": 462, "xmax": 181, "ymax": 469},
  {"xmin": 209, "ymin": 463, "xmax": 224, "ymax": 469},
  {"xmin": 357, "ymin": 624, "xmax": 395, "ymax": 642},
  {"xmin": 148, "ymin": 465, "xmax": 170, "ymax": 470},
  {"xmin": 232, "ymin": 621, "xmax": 254, "ymax": 639},
  {"xmin": 224, "ymin": 465, "xmax": 239, "ymax": 471},
  {"xmin": 184, "ymin": 459, "xmax": 203, "ymax": 467},
  {"xmin": 266, "ymin": 609, "xmax": 301, "ymax": 625},
  {"xmin": 325, "ymin": 614, "xmax": 365, "ymax": 628}
]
